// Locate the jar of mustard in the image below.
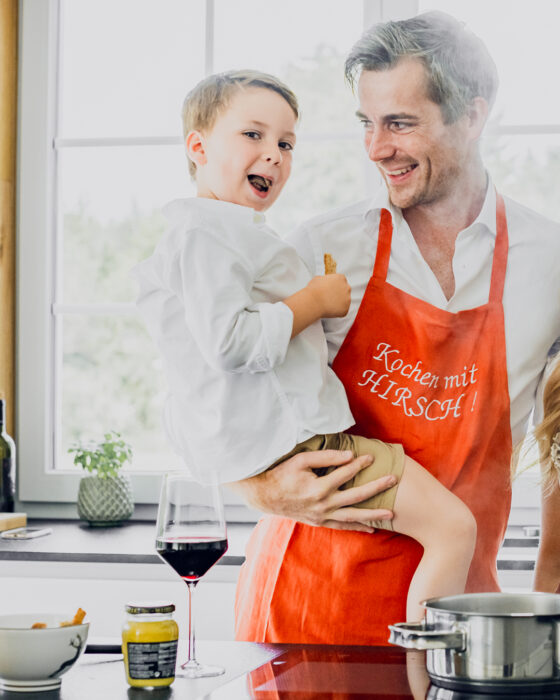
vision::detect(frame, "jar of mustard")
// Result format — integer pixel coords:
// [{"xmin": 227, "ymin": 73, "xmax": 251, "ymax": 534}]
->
[{"xmin": 122, "ymin": 601, "xmax": 179, "ymax": 688}]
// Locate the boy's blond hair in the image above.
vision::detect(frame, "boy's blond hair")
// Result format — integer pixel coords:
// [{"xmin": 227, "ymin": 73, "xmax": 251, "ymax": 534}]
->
[{"xmin": 182, "ymin": 70, "xmax": 299, "ymax": 178}]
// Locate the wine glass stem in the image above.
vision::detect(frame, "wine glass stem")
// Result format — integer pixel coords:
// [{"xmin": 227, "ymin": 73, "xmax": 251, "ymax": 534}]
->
[{"xmin": 186, "ymin": 580, "xmax": 198, "ymax": 665}]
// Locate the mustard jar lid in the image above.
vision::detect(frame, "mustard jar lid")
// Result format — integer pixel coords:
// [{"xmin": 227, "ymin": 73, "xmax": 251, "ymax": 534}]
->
[{"xmin": 125, "ymin": 602, "xmax": 175, "ymax": 615}]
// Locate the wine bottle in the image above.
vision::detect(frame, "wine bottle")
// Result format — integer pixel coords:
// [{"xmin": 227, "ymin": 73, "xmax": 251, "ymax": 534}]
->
[{"xmin": 0, "ymin": 397, "xmax": 15, "ymax": 512}]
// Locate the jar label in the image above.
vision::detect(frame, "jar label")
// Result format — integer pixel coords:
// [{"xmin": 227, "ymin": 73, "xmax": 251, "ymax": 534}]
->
[{"xmin": 126, "ymin": 640, "xmax": 178, "ymax": 679}]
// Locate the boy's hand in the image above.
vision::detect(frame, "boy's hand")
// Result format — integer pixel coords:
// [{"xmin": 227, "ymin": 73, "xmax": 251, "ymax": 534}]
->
[{"xmin": 307, "ymin": 274, "xmax": 351, "ymax": 318}]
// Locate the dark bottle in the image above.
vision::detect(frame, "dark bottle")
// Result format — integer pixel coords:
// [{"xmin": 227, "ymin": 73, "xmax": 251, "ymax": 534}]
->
[{"xmin": 0, "ymin": 397, "xmax": 15, "ymax": 512}]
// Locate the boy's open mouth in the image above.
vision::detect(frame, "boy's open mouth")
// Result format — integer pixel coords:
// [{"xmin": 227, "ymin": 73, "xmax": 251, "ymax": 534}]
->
[{"xmin": 248, "ymin": 174, "xmax": 272, "ymax": 193}]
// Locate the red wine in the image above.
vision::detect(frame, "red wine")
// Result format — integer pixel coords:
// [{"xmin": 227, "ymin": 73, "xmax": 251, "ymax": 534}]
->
[{"xmin": 157, "ymin": 537, "xmax": 228, "ymax": 581}]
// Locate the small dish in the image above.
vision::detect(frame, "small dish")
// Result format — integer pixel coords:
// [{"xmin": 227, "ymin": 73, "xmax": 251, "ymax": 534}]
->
[{"xmin": 0, "ymin": 613, "xmax": 89, "ymax": 693}]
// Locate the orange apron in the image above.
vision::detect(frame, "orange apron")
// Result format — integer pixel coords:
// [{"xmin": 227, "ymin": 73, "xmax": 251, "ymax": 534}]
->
[{"xmin": 235, "ymin": 195, "xmax": 512, "ymax": 645}]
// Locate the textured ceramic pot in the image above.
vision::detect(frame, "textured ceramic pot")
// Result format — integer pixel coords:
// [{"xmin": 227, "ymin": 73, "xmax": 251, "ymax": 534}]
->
[{"xmin": 77, "ymin": 474, "xmax": 134, "ymax": 526}]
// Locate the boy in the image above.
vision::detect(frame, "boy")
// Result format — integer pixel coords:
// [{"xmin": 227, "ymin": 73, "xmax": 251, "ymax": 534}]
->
[{"xmin": 134, "ymin": 70, "xmax": 476, "ymax": 622}]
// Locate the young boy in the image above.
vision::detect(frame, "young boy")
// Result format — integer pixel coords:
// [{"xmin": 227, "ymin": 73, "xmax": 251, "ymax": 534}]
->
[{"xmin": 134, "ymin": 69, "xmax": 476, "ymax": 622}]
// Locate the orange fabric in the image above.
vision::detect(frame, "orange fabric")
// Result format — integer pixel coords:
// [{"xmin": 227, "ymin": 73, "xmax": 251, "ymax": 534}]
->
[{"xmin": 235, "ymin": 195, "xmax": 512, "ymax": 645}]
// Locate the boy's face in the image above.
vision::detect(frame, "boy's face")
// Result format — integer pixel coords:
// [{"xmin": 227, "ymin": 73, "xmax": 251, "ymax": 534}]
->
[{"xmin": 189, "ymin": 87, "xmax": 297, "ymax": 212}]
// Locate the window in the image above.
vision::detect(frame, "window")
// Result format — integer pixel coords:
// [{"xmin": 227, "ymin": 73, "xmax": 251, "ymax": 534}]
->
[
  {"xmin": 418, "ymin": 0, "xmax": 560, "ymax": 520},
  {"xmin": 19, "ymin": 0, "xmax": 418, "ymax": 507},
  {"xmin": 419, "ymin": 0, "xmax": 560, "ymax": 223},
  {"xmin": 18, "ymin": 0, "xmax": 551, "ymax": 527}
]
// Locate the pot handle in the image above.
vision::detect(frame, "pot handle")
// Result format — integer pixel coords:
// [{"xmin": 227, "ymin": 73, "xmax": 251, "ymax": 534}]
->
[{"xmin": 388, "ymin": 621, "xmax": 466, "ymax": 651}]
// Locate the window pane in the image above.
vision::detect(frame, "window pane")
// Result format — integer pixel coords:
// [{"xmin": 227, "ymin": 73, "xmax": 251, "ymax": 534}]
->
[
  {"xmin": 59, "ymin": 145, "xmax": 194, "ymax": 304},
  {"xmin": 59, "ymin": 0, "xmax": 206, "ymax": 137},
  {"xmin": 267, "ymin": 138, "xmax": 367, "ymax": 235},
  {"xmin": 59, "ymin": 315, "xmax": 181, "ymax": 472},
  {"xmin": 53, "ymin": 0, "xmax": 369, "ymax": 480},
  {"xmin": 418, "ymin": 0, "xmax": 560, "ymax": 124},
  {"xmin": 214, "ymin": 0, "xmax": 363, "ymax": 134},
  {"xmin": 483, "ymin": 133, "xmax": 560, "ymax": 222}
]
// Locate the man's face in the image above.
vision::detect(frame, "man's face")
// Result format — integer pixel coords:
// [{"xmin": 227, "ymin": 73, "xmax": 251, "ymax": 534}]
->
[{"xmin": 357, "ymin": 58, "xmax": 473, "ymax": 210}]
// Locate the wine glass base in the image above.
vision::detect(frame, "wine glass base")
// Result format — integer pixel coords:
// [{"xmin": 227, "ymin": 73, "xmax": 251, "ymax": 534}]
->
[{"xmin": 177, "ymin": 661, "xmax": 225, "ymax": 679}]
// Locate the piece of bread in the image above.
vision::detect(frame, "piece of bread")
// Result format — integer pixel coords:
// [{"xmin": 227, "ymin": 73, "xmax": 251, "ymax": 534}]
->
[
  {"xmin": 324, "ymin": 253, "xmax": 337, "ymax": 274},
  {"xmin": 71, "ymin": 608, "xmax": 87, "ymax": 625}
]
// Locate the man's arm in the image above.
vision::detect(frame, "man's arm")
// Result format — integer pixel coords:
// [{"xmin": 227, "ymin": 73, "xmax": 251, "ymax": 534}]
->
[
  {"xmin": 534, "ymin": 476, "xmax": 560, "ymax": 592},
  {"xmin": 226, "ymin": 449, "xmax": 396, "ymax": 533}
]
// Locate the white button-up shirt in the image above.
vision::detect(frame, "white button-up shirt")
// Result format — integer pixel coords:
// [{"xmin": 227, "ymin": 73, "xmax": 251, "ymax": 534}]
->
[
  {"xmin": 288, "ymin": 181, "xmax": 560, "ymax": 447},
  {"xmin": 133, "ymin": 198, "xmax": 353, "ymax": 483}
]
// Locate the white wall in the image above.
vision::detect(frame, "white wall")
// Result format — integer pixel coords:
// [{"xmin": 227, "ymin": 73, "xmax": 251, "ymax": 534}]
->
[{"xmin": 1, "ymin": 561, "xmax": 239, "ymax": 642}]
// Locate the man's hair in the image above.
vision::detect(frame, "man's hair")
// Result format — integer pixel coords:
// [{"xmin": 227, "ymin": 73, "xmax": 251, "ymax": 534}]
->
[
  {"xmin": 182, "ymin": 69, "xmax": 299, "ymax": 178},
  {"xmin": 345, "ymin": 11, "xmax": 498, "ymax": 124}
]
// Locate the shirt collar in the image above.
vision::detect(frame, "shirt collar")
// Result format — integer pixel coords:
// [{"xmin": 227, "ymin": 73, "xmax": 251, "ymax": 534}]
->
[
  {"xmin": 366, "ymin": 185, "xmax": 403, "ymax": 228},
  {"xmin": 471, "ymin": 179, "xmax": 497, "ymax": 237},
  {"xmin": 364, "ymin": 174, "xmax": 496, "ymax": 238},
  {"xmin": 164, "ymin": 197, "xmax": 266, "ymax": 225}
]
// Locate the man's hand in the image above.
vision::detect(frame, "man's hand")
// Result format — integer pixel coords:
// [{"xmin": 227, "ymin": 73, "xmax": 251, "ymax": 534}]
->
[{"xmin": 226, "ymin": 449, "xmax": 396, "ymax": 533}]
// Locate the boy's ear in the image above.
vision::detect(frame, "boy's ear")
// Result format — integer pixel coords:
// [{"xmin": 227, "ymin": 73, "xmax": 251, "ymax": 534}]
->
[{"xmin": 185, "ymin": 130, "xmax": 207, "ymax": 168}]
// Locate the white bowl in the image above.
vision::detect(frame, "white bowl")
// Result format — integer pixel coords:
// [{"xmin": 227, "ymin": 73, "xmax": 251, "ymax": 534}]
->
[{"xmin": 0, "ymin": 613, "xmax": 89, "ymax": 692}]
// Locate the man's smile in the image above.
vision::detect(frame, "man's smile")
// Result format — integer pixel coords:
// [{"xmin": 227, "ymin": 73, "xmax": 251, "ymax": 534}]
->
[
  {"xmin": 380, "ymin": 163, "xmax": 419, "ymax": 184},
  {"xmin": 384, "ymin": 164, "xmax": 417, "ymax": 176}
]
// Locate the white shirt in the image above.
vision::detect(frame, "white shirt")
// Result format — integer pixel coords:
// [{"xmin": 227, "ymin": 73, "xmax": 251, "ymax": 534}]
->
[
  {"xmin": 132, "ymin": 198, "xmax": 353, "ymax": 483},
  {"xmin": 288, "ymin": 181, "xmax": 560, "ymax": 447}
]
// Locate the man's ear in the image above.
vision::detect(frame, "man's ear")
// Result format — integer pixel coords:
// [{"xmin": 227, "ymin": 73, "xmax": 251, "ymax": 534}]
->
[
  {"xmin": 466, "ymin": 97, "xmax": 489, "ymax": 141},
  {"xmin": 186, "ymin": 130, "xmax": 207, "ymax": 168}
]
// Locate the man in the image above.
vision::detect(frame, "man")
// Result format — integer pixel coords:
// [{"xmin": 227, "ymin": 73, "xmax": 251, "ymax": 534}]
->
[{"xmin": 231, "ymin": 11, "xmax": 560, "ymax": 645}]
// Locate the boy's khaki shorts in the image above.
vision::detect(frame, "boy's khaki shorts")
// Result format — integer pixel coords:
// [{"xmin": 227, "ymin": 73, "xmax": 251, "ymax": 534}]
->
[{"xmin": 270, "ymin": 432, "xmax": 405, "ymax": 530}]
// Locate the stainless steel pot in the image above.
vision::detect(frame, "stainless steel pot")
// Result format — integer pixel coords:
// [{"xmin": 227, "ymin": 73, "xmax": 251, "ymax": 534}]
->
[
  {"xmin": 426, "ymin": 685, "xmax": 560, "ymax": 699},
  {"xmin": 389, "ymin": 592, "xmax": 560, "ymax": 694}
]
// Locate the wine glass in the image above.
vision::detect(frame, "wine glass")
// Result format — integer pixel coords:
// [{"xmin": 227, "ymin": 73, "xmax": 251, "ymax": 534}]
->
[{"xmin": 155, "ymin": 472, "xmax": 228, "ymax": 678}]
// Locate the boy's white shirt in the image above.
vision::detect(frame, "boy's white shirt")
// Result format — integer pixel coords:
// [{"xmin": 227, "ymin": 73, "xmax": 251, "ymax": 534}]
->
[{"xmin": 133, "ymin": 197, "xmax": 354, "ymax": 484}]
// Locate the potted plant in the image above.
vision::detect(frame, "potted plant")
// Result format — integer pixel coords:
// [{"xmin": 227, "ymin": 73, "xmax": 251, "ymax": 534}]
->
[{"xmin": 69, "ymin": 431, "xmax": 134, "ymax": 527}]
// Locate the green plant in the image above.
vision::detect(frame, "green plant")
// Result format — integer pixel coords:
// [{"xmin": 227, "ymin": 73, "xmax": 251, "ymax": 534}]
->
[{"xmin": 68, "ymin": 431, "xmax": 132, "ymax": 479}]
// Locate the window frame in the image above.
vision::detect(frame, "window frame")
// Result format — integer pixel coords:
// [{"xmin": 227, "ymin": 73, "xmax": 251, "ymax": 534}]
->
[{"xmin": 17, "ymin": 0, "xmax": 419, "ymax": 510}]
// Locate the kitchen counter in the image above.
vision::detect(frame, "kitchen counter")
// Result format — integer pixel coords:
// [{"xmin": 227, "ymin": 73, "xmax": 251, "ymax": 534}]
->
[
  {"xmin": 0, "ymin": 641, "xmax": 427, "ymax": 700},
  {"xmin": 0, "ymin": 518, "xmax": 537, "ymax": 570},
  {"xmin": 0, "ymin": 519, "xmax": 252, "ymax": 641},
  {"xmin": 5, "ymin": 640, "xmax": 557, "ymax": 699},
  {"xmin": 0, "ymin": 519, "xmax": 250, "ymax": 565}
]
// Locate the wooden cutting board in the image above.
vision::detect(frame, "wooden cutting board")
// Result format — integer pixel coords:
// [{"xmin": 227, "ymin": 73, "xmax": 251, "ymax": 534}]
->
[{"xmin": 0, "ymin": 512, "xmax": 26, "ymax": 531}]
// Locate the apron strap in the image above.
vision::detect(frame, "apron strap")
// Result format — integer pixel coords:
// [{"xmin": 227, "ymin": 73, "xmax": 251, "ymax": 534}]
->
[
  {"xmin": 488, "ymin": 193, "xmax": 509, "ymax": 304},
  {"xmin": 372, "ymin": 195, "xmax": 509, "ymax": 303},
  {"xmin": 372, "ymin": 208, "xmax": 393, "ymax": 281}
]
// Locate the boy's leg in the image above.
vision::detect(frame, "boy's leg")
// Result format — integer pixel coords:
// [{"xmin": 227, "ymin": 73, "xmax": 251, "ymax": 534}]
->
[
  {"xmin": 390, "ymin": 455, "xmax": 477, "ymax": 621},
  {"xmin": 329, "ymin": 434, "xmax": 477, "ymax": 621}
]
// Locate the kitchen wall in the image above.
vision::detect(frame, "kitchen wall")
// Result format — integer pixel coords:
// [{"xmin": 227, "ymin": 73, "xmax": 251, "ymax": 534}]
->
[{"xmin": 2, "ymin": 560, "xmax": 239, "ymax": 641}]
